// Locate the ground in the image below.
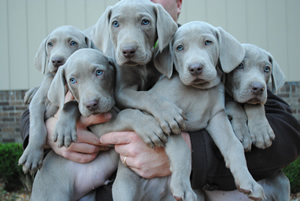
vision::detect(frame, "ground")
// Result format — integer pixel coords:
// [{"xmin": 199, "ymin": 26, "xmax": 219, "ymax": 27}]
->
[{"xmin": 0, "ymin": 179, "xmax": 299, "ymax": 201}]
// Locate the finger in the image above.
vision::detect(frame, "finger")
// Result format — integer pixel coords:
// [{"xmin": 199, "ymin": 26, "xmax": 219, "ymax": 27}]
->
[
  {"xmin": 68, "ymin": 142, "xmax": 108, "ymax": 154},
  {"xmin": 79, "ymin": 112, "xmax": 112, "ymax": 127},
  {"xmin": 120, "ymin": 155, "xmax": 130, "ymax": 167},
  {"xmin": 76, "ymin": 129, "xmax": 102, "ymax": 145},
  {"xmin": 100, "ymin": 131, "xmax": 135, "ymax": 145},
  {"xmin": 62, "ymin": 151, "xmax": 98, "ymax": 163},
  {"xmin": 64, "ymin": 91, "xmax": 74, "ymax": 103}
]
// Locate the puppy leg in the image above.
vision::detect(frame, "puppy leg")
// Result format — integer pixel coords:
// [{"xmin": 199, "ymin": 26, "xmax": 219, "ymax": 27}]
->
[
  {"xmin": 225, "ymin": 100, "xmax": 252, "ymax": 151},
  {"xmin": 165, "ymin": 134, "xmax": 198, "ymax": 201},
  {"xmin": 244, "ymin": 104, "xmax": 275, "ymax": 149}
]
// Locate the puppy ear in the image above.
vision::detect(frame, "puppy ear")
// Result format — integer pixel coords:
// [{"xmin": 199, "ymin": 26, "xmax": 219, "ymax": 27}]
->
[
  {"xmin": 269, "ymin": 54, "xmax": 285, "ymax": 92},
  {"xmin": 48, "ymin": 65, "xmax": 67, "ymax": 109},
  {"xmin": 153, "ymin": 42, "xmax": 174, "ymax": 79},
  {"xmin": 84, "ymin": 35, "xmax": 97, "ymax": 49},
  {"xmin": 34, "ymin": 36, "xmax": 49, "ymax": 74},
  {"xmin": 90, "ymin": 6, "xmax": 113, "ymax": 54},
  {"xmin": 216, "ymin": 27, "xmax": 245, "ymax": 73},
  {"xmin": 153, "ymin": 3, "xmax": 178, "ymax": 53}
]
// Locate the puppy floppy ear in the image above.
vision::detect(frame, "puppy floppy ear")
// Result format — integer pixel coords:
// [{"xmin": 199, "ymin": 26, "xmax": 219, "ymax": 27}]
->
[
  {"xmin": 34, "ymin": 36, "xmax": 49, "ymax": 74},
  {"xmin": 84, "ymin": 35, "xmax": 97, "ymax": 49},
  {"xmin": 216, "ymin": 27, "xmax": 245, "ymax": 73},
  {"xmin": 90, "ymin": 6, "xmax": 113, "ymax": 54},
  {"xmin": 153, "ymin": 41, "xmax": 174, "ymax": 79},
  {"xmin": 268, "ymin": 54, "xmax": 285, "ymax": 92},
  {"xmin": 48, "ymin": 65, "xmax": 68, "ymax": 109},
  {"xmin": 153, "ymin": 3, "xmax": 178, "ymax": 53}
]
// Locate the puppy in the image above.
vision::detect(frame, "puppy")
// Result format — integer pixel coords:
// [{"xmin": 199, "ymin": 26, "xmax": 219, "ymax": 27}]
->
[
  {"xmin": 225, "ymin": 43, "xmax": 285, "ymax": 150},
  {"xmin": 93, "ymin": 21, "xmax": 266, "ymax": 201},
  {"xmin": 31, "ymin": 49, "xmax": 119, "ymax": 201},
  {"xmin": 18, "ymin": 25, "xmax": 95, "ymax": 174},
  {"xmin": 90, "ymin": 0, "xmax": 185, "ymax": 147}
]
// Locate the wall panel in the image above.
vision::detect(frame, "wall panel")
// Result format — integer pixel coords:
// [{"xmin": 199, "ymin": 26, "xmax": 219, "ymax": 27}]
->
[{"xmin": 1, "ymin": 0, "xmax": 299, "ymax": 90}]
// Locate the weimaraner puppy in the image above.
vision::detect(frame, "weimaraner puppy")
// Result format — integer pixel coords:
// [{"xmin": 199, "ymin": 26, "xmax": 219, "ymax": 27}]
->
[
  {"xmin": 225, "ymin": 44, "xmax": 285, "ymax": 150},
  {"xmin": 31, "ymin": 48, "xmax": 171, "ymax": 201},
  {"xmin": 93, "ymin": 21, "xmax": 266, "ymax": 201},
  {"xmin": 90, "ymin": 0, "xmax": 186, "ymax": 147},
  {"xmin": 30, "ymin": 49, "xmax": 119, "ymax": 201},
  {"xmin": 18, "ymin": 25, "xmax": 95, "ymax": 174}
]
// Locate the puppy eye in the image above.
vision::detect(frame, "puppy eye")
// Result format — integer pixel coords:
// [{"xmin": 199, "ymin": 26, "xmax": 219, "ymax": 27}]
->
[
  {"xmin": 205, "ymin": 40, "xmax": 213, "ymax": 46},
  {"xmin": 47, "ymin": 42, "xmax": 53, "ymax": 47},
  {"xmin": 112, "ymin": 20, "xmax": 119, "ymax": 27},
  {"xmin": 176, "ymin": 45, "xmax": 184, "ymax": 51},
  {"xmin": 70, "ymin": 78, "xmax": 77, "ymax": 84},
  {"xmin": 264, "ymin": 66, "xmax": 271, "ymax": 73},
  {"xmin": 96, "ymin": 70, "xmax": 103, "ymax": 76},
  {"xmin": 141, "ymin": 19, "xmax": 150, "ymax": 25},
  {"xmin": 237, "ymin": 62, "xmax": 244, "ymax": 69},
  {"xmin": 70, "ymin": 41, "xmax": 78, "ymax": 46}
]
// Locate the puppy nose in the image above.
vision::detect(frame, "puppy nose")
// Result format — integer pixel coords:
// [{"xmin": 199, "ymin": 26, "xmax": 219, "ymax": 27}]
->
[
  {"xmin": 188, "ymin": 63, "xmax": 203, "ymax": 76},
  {"xmin": 251, "ymin": 83, "xmax": 265, "ymax": 95},
  {"xmin": 122, "ymin": 45, "xmax": 136, "ymax": 58},
  {"xmin": 52, "ymin": 57, "xmax": 64, "ymax": 67},
  {"xmin": 85, "ymin": 100, "xmax": 98, "ymax": 111}
]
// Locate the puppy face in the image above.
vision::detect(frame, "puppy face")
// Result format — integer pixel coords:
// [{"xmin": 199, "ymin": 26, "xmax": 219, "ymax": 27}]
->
[
  {"xmin": 35, "ymin": 25, "xmax": 92, "ymax": 74},
  {"xmin": 172, "ymin": 22, "xmax": 220, "ymax": 89},
  {"xmin": 109, "ymin": 1, "xmax": 156, "ymax": 66},
  {"xmin": 226, "ymin": 44, "xmax": 273, "ymax": 104},
  {"xmin": 60, "ymin": 50, "xmax": 115, "ymax": 117}
]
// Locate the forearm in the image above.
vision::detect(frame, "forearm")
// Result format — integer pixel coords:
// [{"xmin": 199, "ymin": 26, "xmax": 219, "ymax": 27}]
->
[{"xmin": 20, "ymin": 109, "xmax": 30, "ymax": 150}]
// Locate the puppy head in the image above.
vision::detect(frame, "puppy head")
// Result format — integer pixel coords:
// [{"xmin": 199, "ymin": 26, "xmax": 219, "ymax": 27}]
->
[
  {"xmin": 91, "ymin": 0, "xmax": 177, "ymax": 66},
  {"xmin": 34, "ymin": 25, "xmax": 95, "ymax": 74},
  {"xmin": 226, "ymin": 44, "xmax": 285, "ymax": 104},
  {"xmin": 48, "ymin": 49, "xmax": 116, "ymax": 117},
  {"xmin": 155, "ymin": 21, "xmax": 244, "ymax": 89}
]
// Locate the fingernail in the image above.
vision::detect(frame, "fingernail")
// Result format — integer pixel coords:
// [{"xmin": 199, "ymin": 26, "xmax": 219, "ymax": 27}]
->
[{"xmin": 105, "ymin": 113, "xmax": 112, "ymax": 120}]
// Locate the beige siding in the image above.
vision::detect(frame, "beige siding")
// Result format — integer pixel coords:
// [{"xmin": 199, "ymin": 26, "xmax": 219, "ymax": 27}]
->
[{"xmin": 1, "ymin": 0, "xmax": 299, "ymax": 90}]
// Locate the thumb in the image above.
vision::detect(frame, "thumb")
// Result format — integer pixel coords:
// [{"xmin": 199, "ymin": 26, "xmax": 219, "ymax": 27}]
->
[{"xmin": 79, "ymin": 112, "xmax": 112, "ymax": 128}]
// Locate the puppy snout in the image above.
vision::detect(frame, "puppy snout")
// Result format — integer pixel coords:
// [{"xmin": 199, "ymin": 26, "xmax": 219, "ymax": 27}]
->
[
  {"xmin": 51, "ymin": 57, "xmax": 65, "ymax": 68},
  {"xmin": 188, "ymin": 63, "xmax": 203, "ymax": 76},
  {"xmin": 85, "ymin": 100, "xmax": 98, "ymax": 111},
  {"xmin": 122, "ymin": 44, "xmax": 137, "ymax": 58},
  {"xmin": 251, "ymin": 82, "xmax": 265, "ymax": 95}
]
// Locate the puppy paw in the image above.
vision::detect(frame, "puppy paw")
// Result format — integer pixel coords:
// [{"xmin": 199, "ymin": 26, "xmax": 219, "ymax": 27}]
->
[
  {"xmin": 248, "ymin": 118, "xmax": 275, "ymax": 149},
  {"xmin": 231, "ymin": 119, "xmax": 252, "ymax": 151},
  {"xmin": 237, "ymin": 180, "xmax": 266, "ymax": 201},
  {"xmin": 18, "ymin": 145, "xmax": 44, "ymax": 175},
  {"xmin": 170, "ymin": 178, "xmax": 197, "ymax": 201},
  {"xmin": 52, "ymin": 120, "xmax": 77, "ymax": 147},
  {"xmin": 153, "ymin": 101, "xmax": 186, "ymax": 135},
  {"xmin": 135, "ymin": 114, "xmax": 167, "ymax": 148}
]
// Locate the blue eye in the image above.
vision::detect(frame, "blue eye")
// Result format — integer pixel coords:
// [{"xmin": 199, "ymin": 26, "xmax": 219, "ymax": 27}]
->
[
  {"xmin": 205, "ymin": 40, "xmax": 213, "ymax": 46},
  {"xmin": 47, "ymin": 42, "xmax": 53, "ymax": 47},
  {"xmin": 96, "ymin": 70, "xmax": 103, "ymax": 76},
  {"xmin": 237, "ymin": 63, "xmax": 244, "ymax": 69},
  {"xmin": 112, "ymin": 21, "xmax": 119, "ymax": 27},
  {"xmin": 264, "ymin": 66, "xmax": 271, "ymax": 73},
  {"xmin": 70, "ymin": 78, "xmax": 77, "ymax": 84},
  {"xmin": 176, "ymin": 45, "xmax": 184, "ymax": 51},
  {"xmin": 70, "ymin": 41, "xmax": 78, "ymax": 46},
  {"xmin": 142, "ymin": 19, "xmax": 150, "ymax": 25}
]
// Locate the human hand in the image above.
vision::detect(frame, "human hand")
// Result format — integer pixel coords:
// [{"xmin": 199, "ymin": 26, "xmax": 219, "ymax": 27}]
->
[
  {"xmin": 100, "ymin": 131, "xmax": 191, "ymax": 178},
  {"xmin": 45, "ymin": 91, "xmax": 112, "ymax": 163}
]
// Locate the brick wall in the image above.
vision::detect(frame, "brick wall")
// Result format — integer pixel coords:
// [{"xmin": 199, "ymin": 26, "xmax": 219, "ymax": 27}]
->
[{"xmin": 0, "ymin": 82, "xmax": 300, "ymax": 144}]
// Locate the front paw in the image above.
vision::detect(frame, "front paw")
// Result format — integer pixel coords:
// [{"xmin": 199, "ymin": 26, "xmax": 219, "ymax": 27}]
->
[
  {"xmin": 237, "ymin": 179, "xmax": 266, "ymax": 201},
  {"xmin": 52, "ymin": 121, "xmax": 77, "ymax": 147},
  {"xmin": 248, "ymin": 119, "xmax": 275, "ymax": 149},
  {"xmin": 135, "ymin": 114, "xmax": 167, "ymax": 148},
  {"xmin": 18, "ymin": 145, "xmax": 44, "ymax": 175},
  {"xmin": 153, "ymin": 101, "xmax": 186, "ymax": 135},
  {"xmin": 231, "ymin": 119, "xmax": 252, "ymax": 151}
]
